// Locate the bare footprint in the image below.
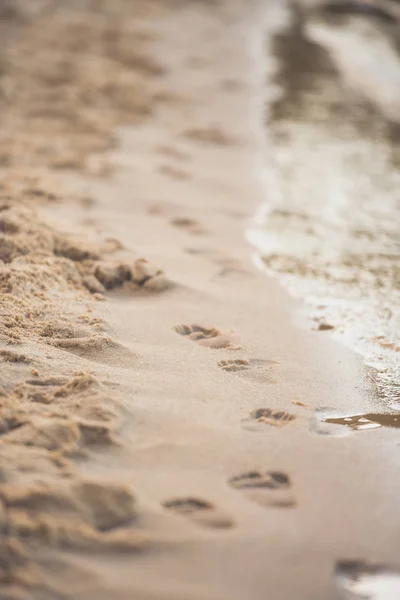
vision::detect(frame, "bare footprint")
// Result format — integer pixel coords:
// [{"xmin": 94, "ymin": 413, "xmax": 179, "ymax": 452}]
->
[
  {"xmin": 183, "ymin": 127, "xmax": 238, "ymax": 147},
  {"xmin": 228, "ymin": 471, "xmax": 295, "ymax": 508},
  {"xmin": 170, "ymin": 217, "xmax": 206, "ymax": 236},
  {"xmin": 212, "ymin": 257, "xmax": 250, "ymax": 279},
  {"xmin": 218, "ymin": 359, "xmax": 276, "ymax": 377},
  {"xmin": 242, "ymin": 408, "xmax": 296, "ymax": 431},
  {"xmin": 156, "ymin": 145, "xmax": 190, "ymax": 161},
  {"xmin": 162, "ymin": 497, "xmax": 234, "ymax": 529},
  {"xmin": 174, "ymin": 324, "xmax": 240, "ymax": 350},
  {"xmin": 184, "ymin": 247, "xmax": 215, "ymax": 256},
  {"xmin": 220, "ymin": 78, "xmax": 243, "ymax": 92},
  {"xmin": 158, "ymin": 165, "xmax": 190, "ymax": 181},
  {"xmin": 218, "ymin": 358, "xmax": 250, "ymax": 372}
]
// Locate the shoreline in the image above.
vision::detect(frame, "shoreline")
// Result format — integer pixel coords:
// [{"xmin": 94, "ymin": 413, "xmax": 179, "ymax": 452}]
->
[
  {"xmin": 1, "ymin": 1, "xmax": 400, "ymax": 599},
  {"xmin": 248, "ymin": 1, "xmax": 400, "ymax": 407}
]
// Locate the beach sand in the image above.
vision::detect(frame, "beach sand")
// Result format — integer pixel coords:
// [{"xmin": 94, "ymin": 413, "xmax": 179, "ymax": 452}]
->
[{"xmin": 1, "ymin": 1, "xmax": 400, "ymax": 599}]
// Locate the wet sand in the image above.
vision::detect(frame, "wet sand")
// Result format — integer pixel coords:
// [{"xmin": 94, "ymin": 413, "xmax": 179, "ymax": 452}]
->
[
  {"xmin": 1, "ymin": 1, "xmax": 400, "ymax": 599},
  {"xmin": 250, "ymin": 0, "xmax": 400, "ymax": 407}
]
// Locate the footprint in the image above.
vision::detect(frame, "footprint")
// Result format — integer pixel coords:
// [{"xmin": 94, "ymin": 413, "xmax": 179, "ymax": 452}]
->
[
  {"xmin": 212, "ymin": 257, "xmax": 250, "ymax": 279},
  {"xmin": 183, "ymin": 247, "xmax": 250, "ymax": 278},
  {"xmin": 242, "ymin": 408, "xmax": 296, "ymax": 431},
  {"xmin": 170, "ymin": 217, "xmax": 206, "ymax": 235},
  {"xmin": 218, "ymin": 359, "xmax": 277, "ymax": 384},
  {"xmin": 183, "ymin": 127, "xmax": 238, "ymax": 147},
  {"xmin": 218, "ymin": 359, "xmax": 250, "ymax": 372},
  {"xmin": 162, "ymin": 497, "xmax": 234, "ymax": 529},
  {"xmin": 220, "ymin": 78, "xmax": 243, "ymax": 92},
  {"xmin": 186, "ymin": 56, "xmax": 210, "ymax": 69},
  {"xmin": 158, "ymin": 165, "xmax": 190, "ymax": 180},
  {"xmin": 174, "ymin": 324, "xmax": 240, "ymax": 350},
  {"xmin": 228, "ymin": 471, "xmax": 295, "ymax": 508},
  {"xmin": 184, "ymin": 247, "xmax": 215, "ymax": 256},
  {"xmin": 215, "ymin": 268, "xmax": 249, "ymax": 279},
  {"xmin": 156, "ymin": 145, "xmax": 190, "ymax": 161}
]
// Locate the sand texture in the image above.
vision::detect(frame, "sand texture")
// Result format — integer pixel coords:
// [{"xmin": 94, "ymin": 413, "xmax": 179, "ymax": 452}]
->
[{"xmin": 0, "ymin": 1, "xmax": 400, "ymax": 599}]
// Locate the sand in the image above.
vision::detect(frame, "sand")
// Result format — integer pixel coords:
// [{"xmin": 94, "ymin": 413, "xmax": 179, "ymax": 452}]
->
[{"xmin": 1, "ymin": 1, "xmax": 400, "ymax": 599}]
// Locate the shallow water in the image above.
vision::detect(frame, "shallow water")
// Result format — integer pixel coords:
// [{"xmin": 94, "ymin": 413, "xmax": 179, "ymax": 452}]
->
[
  {"xmin": 335, "ymin": 561, "xmax": 400, "ymax": 599},
  {"xmin": 312, "ymin": 408, "xmax": 400, "ymax": 435},
  {"xmin": 249, "ymin": 3, "xmax": 400, "ymax": 407}
]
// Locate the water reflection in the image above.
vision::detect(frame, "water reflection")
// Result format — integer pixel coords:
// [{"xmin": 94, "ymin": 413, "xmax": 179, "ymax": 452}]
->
[
  {"xmin": 324, "ymin": 412, "xmax": 400, "ymax": 430},
  {"xmin": 312, "ymin": 410, "xmax": 400, "ymax": 435}
]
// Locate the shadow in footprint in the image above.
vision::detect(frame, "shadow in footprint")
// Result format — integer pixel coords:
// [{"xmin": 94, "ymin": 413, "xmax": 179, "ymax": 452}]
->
[
  {"xmin": 162, "ymin": 497, "xmax": 234, "ymax": 529},
  {"xmin": 228, "ymin": 471, "xmax": 295, "ymax": 508},
  {"xmin": 159, "ymin": 165, "xmax": 190, "ymax": 181},
  {"xmin": 170, "ymin": 217, "xmax": 207, "ymax": 236},
  {"xmin": 174, "ymin": 324, "xmax": 240, "ymax": 350},
  {"xmin": 218, "ymin": 358, "xmax": 276, "ymax": 372},
  {"xmin": 183, "ymin": 126, "xmax": 239, "ymax": 147},
  {"xmin": 156, "ymin": 144, "xmax": 190, "ymax": 161},
  {"xmin": 242, "ymin": 408, "xmax": 296, "ymax": 431},
  {"xmin": 218, "ymin": 359, "xmax": 250, "ymax": 372}
]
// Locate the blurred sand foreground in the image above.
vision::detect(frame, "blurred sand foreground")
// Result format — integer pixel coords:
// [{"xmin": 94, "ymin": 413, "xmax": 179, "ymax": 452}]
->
[{"xmin": 0, "ymin": 1, "xmax": 400, "ymax": 599}]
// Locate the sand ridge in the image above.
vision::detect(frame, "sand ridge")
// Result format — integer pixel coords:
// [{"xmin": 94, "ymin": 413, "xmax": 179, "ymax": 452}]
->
[{"xmin": 0, "ymin": 0, "xmax": 175, "ymax": 595}]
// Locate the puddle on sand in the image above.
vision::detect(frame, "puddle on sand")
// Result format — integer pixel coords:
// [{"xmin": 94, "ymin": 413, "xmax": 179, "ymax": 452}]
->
[
  {"xmin": 335, "ymin": 561, "xmax": 400, "ymax": 600},
  {"xmin": 312, "ymin": 410, "xmax": 400, "ymax": 436}
]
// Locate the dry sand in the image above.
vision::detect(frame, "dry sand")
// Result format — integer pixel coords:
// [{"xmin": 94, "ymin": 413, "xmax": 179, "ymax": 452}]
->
[{"xmin": 1, "ymin": 1, "xmax": 400, "ymax": 599}]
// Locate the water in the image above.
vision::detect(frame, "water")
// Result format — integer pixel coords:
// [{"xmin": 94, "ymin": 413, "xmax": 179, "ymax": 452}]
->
[
  {"xmin": 249, "ymin": 3, "xmax": 400, "ymax": 406},
  {"xmin": 312, "ymin": 408, "xmax": 400, "ymax": 436},
  {"xmin": 335, "ymin": 561, "xmax": 400, "ymax": 600}
]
